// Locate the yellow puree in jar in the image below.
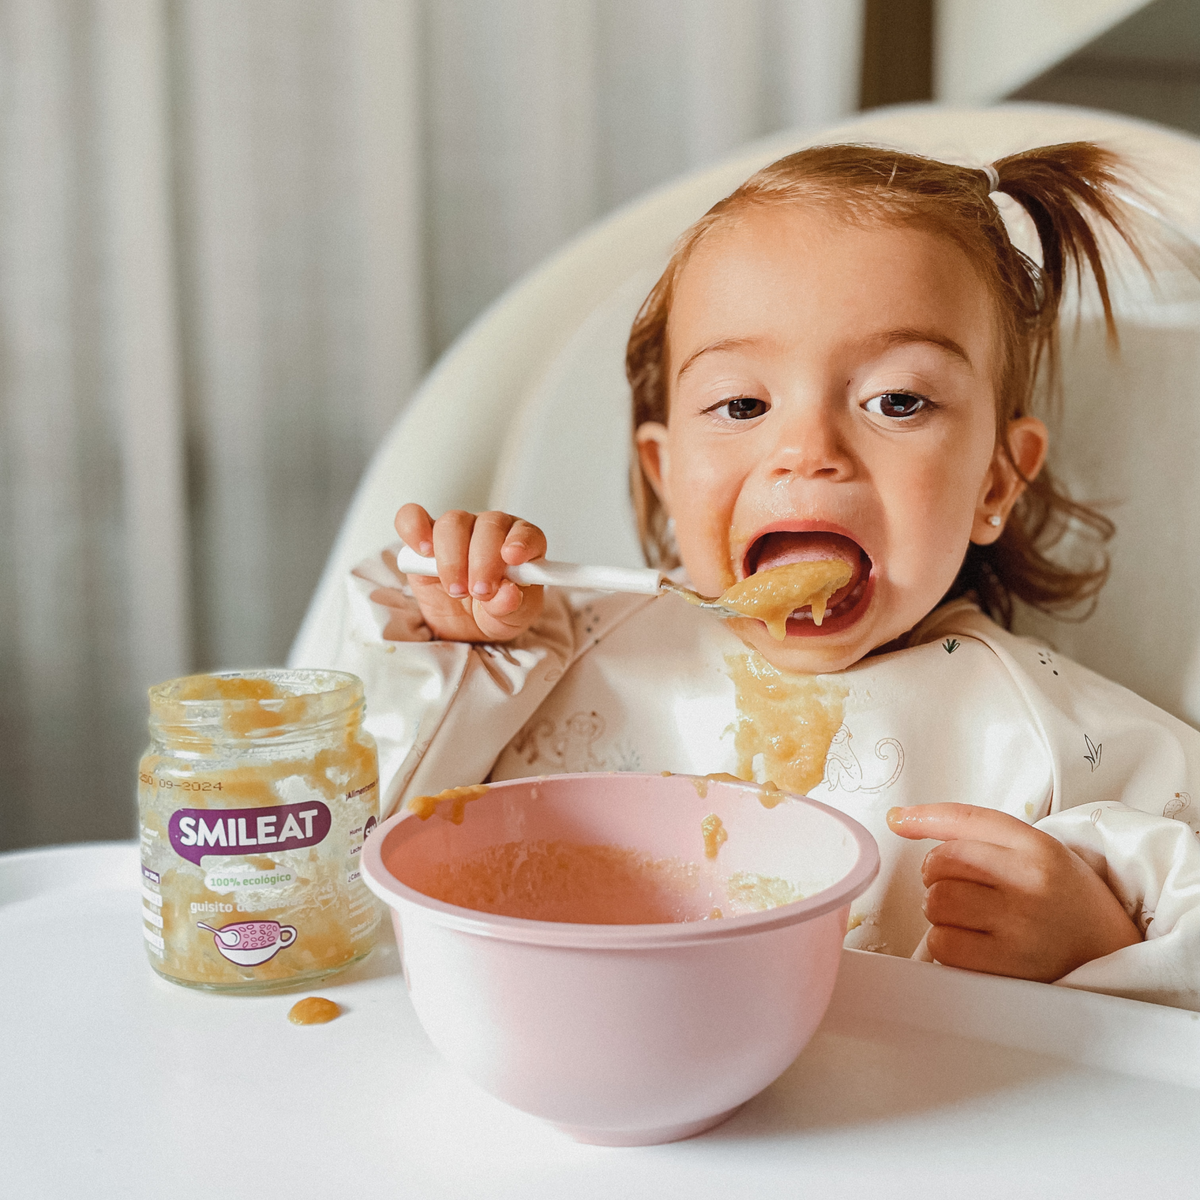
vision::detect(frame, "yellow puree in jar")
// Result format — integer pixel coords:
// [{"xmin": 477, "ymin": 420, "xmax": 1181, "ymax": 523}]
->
[{"xmin": 141, "ymin": 674, "xmax": 379, "ymax": 988}]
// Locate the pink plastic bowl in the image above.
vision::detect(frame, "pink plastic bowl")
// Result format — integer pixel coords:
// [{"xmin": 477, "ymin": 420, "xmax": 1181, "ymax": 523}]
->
[{"xmin": 360, "ymin": 772, "xmax": 878, "ymax": 1145}]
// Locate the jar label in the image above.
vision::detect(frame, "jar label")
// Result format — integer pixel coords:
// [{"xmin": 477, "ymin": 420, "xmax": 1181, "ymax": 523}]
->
[{"xmin": 168, "ymin": 800, "xmax": 332, "ymax": 865}]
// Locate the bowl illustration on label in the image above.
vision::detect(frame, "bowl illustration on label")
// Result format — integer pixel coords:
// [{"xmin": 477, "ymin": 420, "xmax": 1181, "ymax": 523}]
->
[{"xmin": 197, "ymin": 919, "xmax": 297, "ymax": 965}]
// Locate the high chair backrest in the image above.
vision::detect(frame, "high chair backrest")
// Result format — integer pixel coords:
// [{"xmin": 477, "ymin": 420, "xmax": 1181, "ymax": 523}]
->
[{"xmin": 292, "ymin": 103, "xmax": 1200, "ymax": 729}]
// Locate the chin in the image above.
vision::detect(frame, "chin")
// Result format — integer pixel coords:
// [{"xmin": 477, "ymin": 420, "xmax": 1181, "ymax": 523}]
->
[{"xmin": 729, "ymin": 615, "xmax": 879, "ymax": 675}]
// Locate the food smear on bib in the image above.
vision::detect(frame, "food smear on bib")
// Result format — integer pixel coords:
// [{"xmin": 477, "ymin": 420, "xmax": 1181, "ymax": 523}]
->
[{"xmin": 726, "ymin": 651, "xmax": 846, "ymax": 796}]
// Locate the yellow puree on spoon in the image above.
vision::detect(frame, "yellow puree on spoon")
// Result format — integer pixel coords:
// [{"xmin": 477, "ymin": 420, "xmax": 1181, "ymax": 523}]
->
[{"xmin": 717, "ymin": 560, "xmax": 853, "ymax": 640}]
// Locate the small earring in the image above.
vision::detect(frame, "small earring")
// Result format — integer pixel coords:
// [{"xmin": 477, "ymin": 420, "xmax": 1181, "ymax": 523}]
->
[
  {"xmin": 663, "ymin": 516, "xmax": 680, "ymax": 557},
  {"xmin": 987, "ymin": 514, "xmax": 1002, "ymax": 527}
]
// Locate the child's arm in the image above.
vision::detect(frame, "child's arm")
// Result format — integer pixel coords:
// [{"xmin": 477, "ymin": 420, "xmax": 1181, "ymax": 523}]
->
[
  {"xmin": 294, "ymin": 505, "xmax": 577, "ymax": 819},
  {"xmin": 887, "ymin": 804, "xmax": 1142, "ymax": 982},
  {"xmin": 394, "ymin": 503, "xmax": 546, "ymax": 643}
]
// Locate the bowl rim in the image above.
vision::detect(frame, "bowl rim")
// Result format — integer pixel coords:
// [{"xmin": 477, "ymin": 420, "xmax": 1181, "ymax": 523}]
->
[{"xmin": 360, "ymin": 772, "xmax": 880, "ymax": 948}]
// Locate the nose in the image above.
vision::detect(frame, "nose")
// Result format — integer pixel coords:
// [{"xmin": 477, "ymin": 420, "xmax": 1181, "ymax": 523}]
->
[{"xmin": 765, "ymin": 395, "xmax": 855, "ymax": 482}]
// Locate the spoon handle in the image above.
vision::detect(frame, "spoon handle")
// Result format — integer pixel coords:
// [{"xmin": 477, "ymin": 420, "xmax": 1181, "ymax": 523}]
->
[{"xmin": 394, "ymin": 545, "xmax": 665, "ymax": 596}]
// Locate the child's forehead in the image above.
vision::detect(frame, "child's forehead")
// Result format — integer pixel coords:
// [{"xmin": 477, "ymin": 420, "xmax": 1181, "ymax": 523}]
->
[
  {"xmin": 681, "ymin": 202, "xmax": 976, "ymax": 282},
  {"xmin": 668, "ymin": 203, "xmax": 996, "ymax": 347}
]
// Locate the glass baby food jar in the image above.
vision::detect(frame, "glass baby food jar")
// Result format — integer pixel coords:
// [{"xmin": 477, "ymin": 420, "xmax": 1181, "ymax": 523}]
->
[{"xmin": 138, "ymin": 669, "xmax": 381, "ymax": 993}]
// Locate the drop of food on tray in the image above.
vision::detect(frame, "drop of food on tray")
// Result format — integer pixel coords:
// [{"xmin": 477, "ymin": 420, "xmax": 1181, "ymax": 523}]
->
[
  {"xmin": 408, "ymin": 784, "xmax": 490, "ymax": 823},
  {"xmin": 288, "ymin": 996, "xmax": 342, "ymax": 1025},
  {"xmin": 719, "ymin": 560, "xmax": 852, "ymax": 639},
  {"xmin": 726, "ymin": 652, "xmax": 846, "ymax": 795},
  {"xmin": 701, "ymin": 814, "xmax": 728, "ymax": 859}
]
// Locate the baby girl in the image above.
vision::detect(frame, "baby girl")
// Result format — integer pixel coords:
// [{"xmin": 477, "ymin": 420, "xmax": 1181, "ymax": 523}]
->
[{"xmin": 326, "ymin": 142, "xmax": 1200, "ymax": 1010}]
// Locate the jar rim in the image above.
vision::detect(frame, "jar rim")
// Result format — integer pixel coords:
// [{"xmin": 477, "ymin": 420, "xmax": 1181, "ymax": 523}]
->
[{"xmin": 148, "ymin": 669, "xmax": 364, "ymax": 742}]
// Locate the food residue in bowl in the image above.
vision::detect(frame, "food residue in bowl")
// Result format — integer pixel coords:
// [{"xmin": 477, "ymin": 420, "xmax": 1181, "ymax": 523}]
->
[
  {"xmin": 725, "ymin": 872, "xmax": 804, "ymax": 910},
  {"xmin": 700, "ymin": 814, "xmax": 728, "ymax": 859},
  {"xmin": 688, "ymin": 772, "xmax": 747, "ymax": 799},
  {"xmin": 288, "ymin": 996, "xmax": 341, "ymax": 1025},
  {"xmin": 405, "ymin": 839, "xmax": 802, "ymax": 924},
  {"xmin": 717, "ymin": 560, "xmax": 852, "ymax": 639},
  {"xmin": 408, "ymin": 784, "xmax": 490, "ymax": 823}
]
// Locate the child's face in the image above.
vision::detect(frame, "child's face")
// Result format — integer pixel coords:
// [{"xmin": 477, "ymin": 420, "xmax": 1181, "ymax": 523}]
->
[{"xmin": 637, "ymin": 204, "xmax": 1043, "ymax": 674}]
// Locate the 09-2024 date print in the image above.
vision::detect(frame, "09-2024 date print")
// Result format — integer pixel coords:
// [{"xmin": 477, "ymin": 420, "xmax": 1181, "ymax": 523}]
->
[{"xmin": 138, "ymin": 774, "xmax": 223, "ymax": 792}]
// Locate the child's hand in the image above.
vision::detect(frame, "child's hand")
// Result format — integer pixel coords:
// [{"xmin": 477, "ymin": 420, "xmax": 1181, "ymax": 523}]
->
[
  {"xmin": 394, "ymin": 504, "xmax": 546, "ymax": 642},
  {"xmin": 887, "ymin": 803, "xmax": 1142, "ymax": 982}
]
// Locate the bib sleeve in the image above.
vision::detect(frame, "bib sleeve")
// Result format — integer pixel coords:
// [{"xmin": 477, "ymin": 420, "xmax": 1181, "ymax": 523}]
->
[{"xmin": 292, "ymin": 546, "xmax": 575, "ymax": 819}]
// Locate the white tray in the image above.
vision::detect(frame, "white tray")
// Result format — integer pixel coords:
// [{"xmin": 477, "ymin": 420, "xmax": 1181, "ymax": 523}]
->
[{"xmin": 3, "ymin": 841, "xmax": 1198, "ymax": 1198}]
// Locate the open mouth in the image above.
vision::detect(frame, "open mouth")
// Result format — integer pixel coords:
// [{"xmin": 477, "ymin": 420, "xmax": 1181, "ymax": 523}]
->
[{"xmin": 743, "ymin": 530, "xmax": 873, "ymax": 636}]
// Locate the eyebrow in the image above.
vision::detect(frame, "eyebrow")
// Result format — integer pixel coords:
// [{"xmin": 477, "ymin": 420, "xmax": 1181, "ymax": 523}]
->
[
  {"xmin": 674, "ymin": 327, "xmax": 974, "ymax": 384},
  {"xmin": 873, "ymin": 327, "xmax": 972, "ymax": 366},
  {"xmin": 675, "ymin": 337, "xmax": 765, "ymax": 383}
]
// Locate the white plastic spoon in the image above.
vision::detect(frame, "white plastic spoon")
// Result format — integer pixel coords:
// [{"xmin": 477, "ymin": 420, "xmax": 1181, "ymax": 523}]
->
[{"xmin": 393, "ymin": 545, "xmax": 744, "ymax": 618}]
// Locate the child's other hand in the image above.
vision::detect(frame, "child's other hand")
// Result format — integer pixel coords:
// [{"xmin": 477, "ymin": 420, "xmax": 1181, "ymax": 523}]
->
[
  {"xmin": 395, "ymin": 504, "xmax": 546, "ymax": 643},
  {"xmin": 887, "ymin": 803, "xmax": 1142, "ymax": 982}
]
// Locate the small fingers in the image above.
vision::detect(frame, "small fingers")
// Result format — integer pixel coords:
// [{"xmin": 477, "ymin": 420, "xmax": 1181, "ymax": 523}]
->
[
  {"xmin": 925, "ymin": 925, "xmax": 999, "ymax": 975},
  {"xmin": 468, "ymin": 512, "xmax": 517, "ymax": 600},
  {"xmin": 888, "ymin": 803, "xmax": 1042, "ymax": 852},
  {"xmin": 479, "ymin": 579, "xmax": 528, "ymax": 618},
  {"xmin": 431, "ymin": 510, "xmax": 476, "ymax": 598},
  {"xmin": 395, "ymin": 503, "xmax": 435, "ymax": 556},
  {"xmin": 501, "ymin": 519, "xmax": 547, "ymax": 564},
  {"xmin": 474, "ymin": 580, "xmax": 544, "ymax": 639},
  {"xmin": 921, "ymin": 838, "xmax": 1016, "ymax": 888},
  {"xmin": 923, "ymin": 878, "xmax": 998, "ymax": 933}
]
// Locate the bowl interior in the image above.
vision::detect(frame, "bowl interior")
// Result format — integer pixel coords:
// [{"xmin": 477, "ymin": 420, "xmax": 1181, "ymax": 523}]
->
[{"xmin": 379, "ymin": 773, "xmax": 871, "ymax": 926}]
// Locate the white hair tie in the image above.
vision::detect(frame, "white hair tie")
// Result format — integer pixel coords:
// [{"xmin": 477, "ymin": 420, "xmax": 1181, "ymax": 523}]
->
[{"xmin": 982, "ymin": 164, "xmax": 1001, "ymax": 194}]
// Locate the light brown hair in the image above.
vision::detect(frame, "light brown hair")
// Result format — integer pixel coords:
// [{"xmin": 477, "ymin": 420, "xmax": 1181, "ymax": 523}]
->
[{"xmin": 627, "ymin": 142, "xmax": 1145, "ymax": 627}]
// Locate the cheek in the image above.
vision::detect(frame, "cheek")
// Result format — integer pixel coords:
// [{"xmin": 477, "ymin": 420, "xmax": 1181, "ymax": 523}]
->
[
  {"xmin": 883, "ymin": 437, "xmax": 992, "ymax": 578},
  {"xmin": 665, "ymin": 433, "xmax": 744, "ymax": 585}
]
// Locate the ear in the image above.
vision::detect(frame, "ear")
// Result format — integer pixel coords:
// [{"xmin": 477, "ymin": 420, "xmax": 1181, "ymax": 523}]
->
[
  {"xmin": 635, "ymin": 422, "xmax": 672, "ymax": 512},
  {"xmin": 971, "ymin": 416, "xmax": 1049, "ymax": 544}
]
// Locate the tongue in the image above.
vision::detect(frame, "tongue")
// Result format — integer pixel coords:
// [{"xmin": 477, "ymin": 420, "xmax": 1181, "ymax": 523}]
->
[{"xmin": 752, "ymin": 532, "xmax": 864, "ymax": 590}]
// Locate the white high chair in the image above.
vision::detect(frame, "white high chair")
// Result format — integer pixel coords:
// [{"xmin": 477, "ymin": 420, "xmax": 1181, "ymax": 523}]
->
[
  {"xmin": 292, "ymin": 102, "xmax": 1200, "ymax": 730},
  {"xmin": 13, "ymin": 106, "xmax": 1200, "ymax": 1196}
]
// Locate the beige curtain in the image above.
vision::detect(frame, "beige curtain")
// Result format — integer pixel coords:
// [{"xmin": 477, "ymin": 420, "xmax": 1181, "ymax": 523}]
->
[{"xmin": 0, "ymin": 0, "xmax": 863, "ymax": 850}]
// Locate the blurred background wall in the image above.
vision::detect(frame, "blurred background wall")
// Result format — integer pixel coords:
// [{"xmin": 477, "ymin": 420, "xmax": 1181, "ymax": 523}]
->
[{"xmin": 1, "ymin": 0, "xmax": 1196, "ymax": 851}]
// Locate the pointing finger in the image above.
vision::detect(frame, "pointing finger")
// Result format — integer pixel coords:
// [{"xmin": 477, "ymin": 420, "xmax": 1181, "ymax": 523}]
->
[{"xmin": 887, "ymin": 804, "xmax": 1042, "ymax": 851}]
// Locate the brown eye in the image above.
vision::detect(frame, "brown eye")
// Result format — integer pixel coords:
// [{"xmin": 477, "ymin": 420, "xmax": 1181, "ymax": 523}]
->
[
  {"xmin": 721, "ymin": 397, "xmax": 768, "ymax": 420},
  {"xmin": 865, "ymin": 392, "xmax": 927, "ymax": 419}
]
